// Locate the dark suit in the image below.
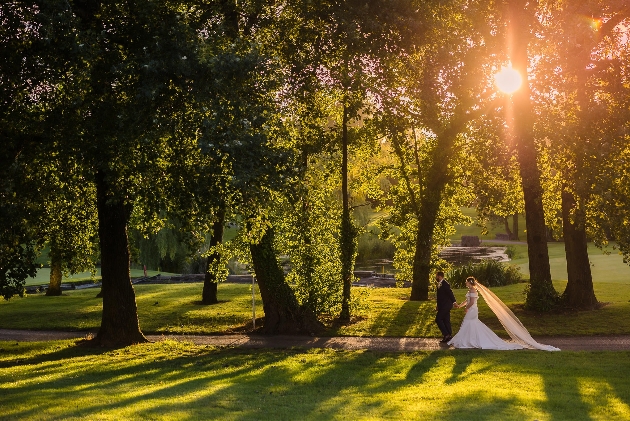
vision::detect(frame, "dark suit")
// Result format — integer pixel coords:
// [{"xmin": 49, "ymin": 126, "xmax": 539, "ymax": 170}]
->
[{"xmin": 435, "ymin": 279, "xmax": 456, "ymax": 337}]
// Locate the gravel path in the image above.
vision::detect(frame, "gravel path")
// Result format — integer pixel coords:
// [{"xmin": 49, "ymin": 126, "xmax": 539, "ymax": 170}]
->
[{"xmin": 2, "ymin": 329, "xmax": 630, "ymax": 351}]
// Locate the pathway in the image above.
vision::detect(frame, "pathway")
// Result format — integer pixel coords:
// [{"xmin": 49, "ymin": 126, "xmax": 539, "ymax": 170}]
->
[{"xmin": 2, "ymin": 329, "xmax": 630, "ymax": 351}]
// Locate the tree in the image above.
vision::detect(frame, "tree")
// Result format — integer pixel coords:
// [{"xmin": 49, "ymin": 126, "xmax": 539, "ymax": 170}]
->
[
  {"xmin": 274, "ymin": 91, "xmax": 345, "ymax": 316},
  {"xmin": 28, "ymin": 156, "xmax": 98, "ymax": 296},
  {"xmin": 189, "ymin": 0, "xmax": 325, "ymax": 332},
  {"xmin": 17, "ymin": 0, "xmax": 206, "ymax": 346},
  {"xmin": 508, "ymin": 0, "xmax": 559, "ymax": 311},
  {"xmin": 0, "ymin": 2, "xmax": 68, "ymax": 299},
  {"xmin": 278, "ymin": 0, "xmax": 428, "ymax": 314},
  {"xmin": 533, "ymin": 1, "xmax": 630, "ymax": 309},
  {"xmin": 375, "ymin": 0, "xmax": 502, "ymax": 300}
]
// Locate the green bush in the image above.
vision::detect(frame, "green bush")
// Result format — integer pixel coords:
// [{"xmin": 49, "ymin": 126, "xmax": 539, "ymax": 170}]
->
[
  {"xmin": 505, "ymin": 245, "xmax": 520, "ymax": 259},
  {"xmin": 446, "ymin": 259, "xmax": 523, "ymax": 289}
]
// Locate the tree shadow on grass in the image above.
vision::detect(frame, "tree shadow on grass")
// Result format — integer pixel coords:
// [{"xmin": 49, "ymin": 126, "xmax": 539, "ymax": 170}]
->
[
  {"xmin": 540, "ymin": 352, "xmax": 630, "ymax": 420},
  {"xmin": 191, "ymin": 300, "xmax": 230, "ymax": 306},
  {"xmin": 384, "ymin": 300, "xmax": 424, "ymax": 337},
  {"xmin": 359, "ymin": 299, "xmax": 438, "ymax": 337},
  {"xmin": 0, "ymin": 339, "xmax": 108, "ymax": 369},
  {"xmin": 4, "ymin": 343, "xmax": 630, "ymax": 420}
]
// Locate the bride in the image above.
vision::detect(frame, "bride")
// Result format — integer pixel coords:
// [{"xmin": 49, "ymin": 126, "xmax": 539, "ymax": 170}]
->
[{"xmin": 448, "ymin": 276, "xmax": 559, "ymax": 351}]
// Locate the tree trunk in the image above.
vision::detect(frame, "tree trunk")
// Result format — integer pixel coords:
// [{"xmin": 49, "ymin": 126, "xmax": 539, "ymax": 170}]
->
[
  {"xmin": 409, "ymin": 124, "xmax": 459, "ymax": 301},
  {"xmin": 46, "ymin": 255, "xmax": 62, "ymax": 296},
  {"xmin": 560, "ymin": 190, "xmax": 598, "ymax": 309},
  {"xmin": 202, "ymin": 209, "xmax": 225, "ymax": 304},
  {"xmin": 512, "ymin": 213, "xmax": 519, "ymax": 240},
  {"xmin": 510, "ymin": 0, "xmax": 557, "ymax": 311},
  {"xmin": 503, "ymin": 216, "xmax": 513, "ymax": 240},
  {"xmin": 410, "ymin": 199, "xmax": 441, "ymax": 301},
  {"xmin": 92, "ymin": 170, "xmax": 146, "ymax": 347},
  {"xmin": 339, "ymin": 104, "xmax": 356, "ymax": 321},
  {"xmin": 249, "ymin": 226, "xmax": 323, "ymax": 334},
  {"xmin": 557, "ymin": 7, "xmax": 601, "ymax": 311}
]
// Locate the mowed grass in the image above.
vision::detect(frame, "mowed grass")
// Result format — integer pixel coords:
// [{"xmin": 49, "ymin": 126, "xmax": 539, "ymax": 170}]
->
[
  {"xmin": 0, "ymin": 283, "xmax": 263, "ymax": 334},
  {"xmin": 2, "ymin": 280, "xmax": 630, "ymax": 337},
  {"xmin": 498, "ymin": 242, "xmax": 630, "ymax": 284},
  {"xmin": 332, "ymin": 281, "xmax": 630, "ymax": 337},
  {"xmin": 24, "ymin": 268, "xmax": 178, "ymax": 286},
  {"xmin": 1, "ymin": 340, "xmax": 629, "ymax": 420}
]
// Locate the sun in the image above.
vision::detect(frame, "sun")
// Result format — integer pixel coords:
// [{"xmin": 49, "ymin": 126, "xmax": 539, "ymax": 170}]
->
[{"xmin": 494, "ymin": 65, "xmax": 522, "ymax": 94}]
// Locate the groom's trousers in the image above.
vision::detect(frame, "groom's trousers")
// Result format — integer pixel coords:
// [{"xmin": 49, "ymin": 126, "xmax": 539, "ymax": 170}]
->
[{"xmin": 435, "ymin": 309, "xmax": 452, "ymax": 337}]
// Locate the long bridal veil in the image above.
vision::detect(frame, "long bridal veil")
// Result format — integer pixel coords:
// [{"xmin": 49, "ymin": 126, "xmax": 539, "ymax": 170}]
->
[{"xmin": 476, "ymin": 282, "xmax": 560, "ymax": 351}]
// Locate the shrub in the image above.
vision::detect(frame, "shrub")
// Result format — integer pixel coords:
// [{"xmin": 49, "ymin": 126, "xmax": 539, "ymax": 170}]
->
[
  {"xmin": 505, "ymin": 245, "xmax": 520, "ymax": 259},
  {"xmin": 446, "ymin": 259, "xmax": 523, "ymax": 289}
]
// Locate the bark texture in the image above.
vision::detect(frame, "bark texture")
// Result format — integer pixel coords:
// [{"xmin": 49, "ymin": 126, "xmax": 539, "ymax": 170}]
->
[
  {"xmin": 510, "ymin": 0, "xmax": 558, "ymax": 311},
  {"xmin": 92, "ymin": 171, "xmax": 147, "ymax": 347},
  {"xmin": 410, "ymin": 123, "xmax": 461, "ymax": 301},
  {"xmin": 410, "ymin": 198, "xmax": 441, "ymax": 301},
  {"xmin": 45, "ymin": 257, "xmax": 62, "ymax": 296},
  {"xmin": 503, "ymin": 217, "xmax": 513, "ymax": 240},
  {"xmin": 560, "ymin": 190, "xmax": 598, "ymax": 309},
  {"xmin": 512, "ymin": 213, "xmax": 519, "ymax": 240}
]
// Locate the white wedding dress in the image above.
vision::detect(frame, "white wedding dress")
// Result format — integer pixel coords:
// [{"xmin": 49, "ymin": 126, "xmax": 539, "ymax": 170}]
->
[
  {"xmin": 448, "ymin": 291, "xmax": 524, "ymax": 350},
  {"xmin": 448, "ymin": 286, "xmax": 560, "ymax": 351}
]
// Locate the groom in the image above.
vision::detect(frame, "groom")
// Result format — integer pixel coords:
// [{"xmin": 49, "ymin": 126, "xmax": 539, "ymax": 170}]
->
[{"xmin": 435, "ymin": 271, "xmax": 457, "ymax": 343}]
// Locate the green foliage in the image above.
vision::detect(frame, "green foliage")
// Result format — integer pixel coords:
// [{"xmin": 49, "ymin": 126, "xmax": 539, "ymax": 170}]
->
[
  {"xmin": 5, "ymin": 0, "xmax": 630, "ymax": 319},
  {"xmin": 356, "ymin": 232, "xmax": 396, "ymax": 262},
  {"xmin": 275, "ymin": 161, "xmax": 345, "ymax": 315},
  {"xmin": 445, "ymin": 260, "xmax": 524, "ymax": 289},
  {"xmin": 0, "ymin": 242, "xmax": 35, "ymax": 300},
  {"xmin": 505, "ymin": 245, "xmax": 520, "ymax": 260},
  {"xmin": 129, "ymin": 219, "xmax": 205, "ymax": 274},
  {"xmin": 26, "ymin": 157, "xmax": 99, "ymax": 279},
  {"xmin": 0, "ymin": 158, "xmax": 38, "ymax": 299}
]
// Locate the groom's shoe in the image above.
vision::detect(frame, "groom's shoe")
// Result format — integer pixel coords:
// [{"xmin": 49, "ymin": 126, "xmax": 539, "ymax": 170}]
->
[{"xmin": 439, "ymin": 336, "xmax": 449, "ymax": 343}]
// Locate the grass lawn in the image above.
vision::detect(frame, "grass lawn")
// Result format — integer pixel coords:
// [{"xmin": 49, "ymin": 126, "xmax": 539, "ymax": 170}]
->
[
  {"xmin": 0, "ymin": 283, "xmax": 263, "ymax": 334},
  {"xmin": 24, "ymin": 268, "xmax": 179, "ymax": 286},
  {"xmin": 1, "ymin": 340, "xmax": 629, "ymax": 420},
  {"xmin": 2, "ymin": 280, "xmax": 630, "ymax": 337},
  {"xmin": 2, "ymin": 210, "xmax": 630, "ymax": 420},
  {"xmin": 331, "ymin": 280, "xmax": 630, "ymax": 337},
  {"xmin": 492, "ymin": 242, "xmax": 630, "ymax": 284}
]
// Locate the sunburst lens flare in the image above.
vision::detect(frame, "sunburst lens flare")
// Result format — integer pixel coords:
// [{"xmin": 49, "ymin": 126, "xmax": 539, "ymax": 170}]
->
[{"xmin": 494, "ymin": 66, "xmax": 522, "ymax": 94}]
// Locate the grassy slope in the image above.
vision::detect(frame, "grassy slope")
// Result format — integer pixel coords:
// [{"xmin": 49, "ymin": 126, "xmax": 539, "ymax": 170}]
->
[{"xmin": 1, "ymin": 341, "xmax": 629, "ymax": 420}]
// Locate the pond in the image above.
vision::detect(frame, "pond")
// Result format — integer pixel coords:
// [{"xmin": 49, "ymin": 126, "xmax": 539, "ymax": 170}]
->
[{"xmin": 355, "ymin": 247, "xmax": 509, "ymax": 275}]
